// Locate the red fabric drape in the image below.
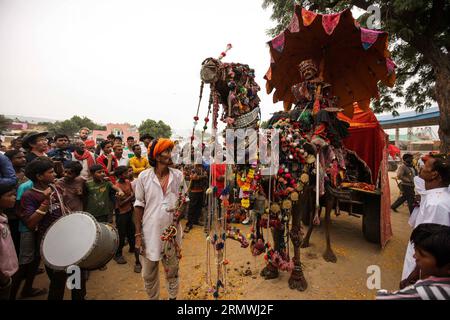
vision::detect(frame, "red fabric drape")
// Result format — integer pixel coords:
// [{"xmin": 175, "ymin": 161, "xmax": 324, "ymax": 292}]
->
[
  {"xmin": 380, "ymin": 132, "xmax": 393, "ymax": 247},
  {"xmin": 342, "ymin": 126, "xmax": 383, "ymax": 184},
  {"xmin": 338, "ymin": 107, "xmax": 392, "ymax": 246}
]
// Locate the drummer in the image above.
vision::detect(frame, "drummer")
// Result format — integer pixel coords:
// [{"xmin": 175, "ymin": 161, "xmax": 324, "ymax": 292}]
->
[{"xmin": 19, "ymin": 157, "xmax": 85, "ymax": 300}]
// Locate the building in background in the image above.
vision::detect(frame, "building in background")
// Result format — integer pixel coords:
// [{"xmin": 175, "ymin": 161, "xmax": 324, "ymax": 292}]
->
[{"xmin": 92, "ymin": 123, "xmax": 139, "ymax": 143}]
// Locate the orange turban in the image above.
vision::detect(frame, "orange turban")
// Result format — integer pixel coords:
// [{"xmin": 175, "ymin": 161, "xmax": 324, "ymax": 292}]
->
[{"xmin": 152, "ymin": 138, "xmax": 174, "ymax": 159}]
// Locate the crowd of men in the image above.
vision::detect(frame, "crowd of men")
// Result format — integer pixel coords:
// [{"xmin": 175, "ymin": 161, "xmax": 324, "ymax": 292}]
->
[
  {"xmin": 1, "ymin": 127, "xmax": 450, "ymax": 300},
  {"xmin": 0, "ymin": 128, "xmax": 229, "ymax": 300}
]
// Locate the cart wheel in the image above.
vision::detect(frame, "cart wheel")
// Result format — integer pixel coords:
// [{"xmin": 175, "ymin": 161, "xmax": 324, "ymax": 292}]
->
[{"xmin": 362, "ymin": 200, "xmax": 381, "ymax": 244}]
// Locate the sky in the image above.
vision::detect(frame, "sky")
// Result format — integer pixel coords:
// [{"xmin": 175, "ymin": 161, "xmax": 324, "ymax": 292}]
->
[
  {"xmin": 0, "ymin": 0, "xmax": 282, "ymax": 136},
  {"xmin": 0, "ymin": 1, "xmax": 436, "ymax": 138}
]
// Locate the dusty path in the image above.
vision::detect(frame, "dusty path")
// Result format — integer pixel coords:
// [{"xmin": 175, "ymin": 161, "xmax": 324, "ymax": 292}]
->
[{"xmin": 26, "ymin": 173, "xmax": 411, "ymax": 300}]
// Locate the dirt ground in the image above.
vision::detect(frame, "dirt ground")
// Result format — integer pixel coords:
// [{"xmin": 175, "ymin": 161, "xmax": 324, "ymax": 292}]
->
[{"xmin": 26, "ymin": 172, "xmax": 411, "ymax": 300}]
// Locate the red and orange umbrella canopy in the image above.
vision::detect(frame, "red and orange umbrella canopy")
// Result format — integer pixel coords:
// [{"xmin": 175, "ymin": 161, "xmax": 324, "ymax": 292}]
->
[{"xmin": 264, "ymin": 5, "xmax": 396, "ymax": 118}]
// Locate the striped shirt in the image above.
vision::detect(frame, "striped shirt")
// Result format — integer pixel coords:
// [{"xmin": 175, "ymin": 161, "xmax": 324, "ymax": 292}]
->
[{"xmin": 377, "ymin": 277, "xmax": 450, "ymax": 300}]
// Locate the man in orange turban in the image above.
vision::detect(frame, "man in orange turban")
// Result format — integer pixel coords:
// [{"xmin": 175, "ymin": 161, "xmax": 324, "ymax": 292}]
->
[
  {"xmin": 134, "ymin": 137, "xmax": 187, "ymax": 300},
  {"xmin": 147, "ymin": 138, "xmax": 175, "ymax": 167}
]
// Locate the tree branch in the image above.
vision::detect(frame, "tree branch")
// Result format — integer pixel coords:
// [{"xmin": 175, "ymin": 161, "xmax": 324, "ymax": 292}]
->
[
  {"xmin": 397, "ymin": 63, "xmax": 422, "ymax": 77},
  {"xmin": 427, "ymin": 0, "xmax": 445, "ymax": 36}
]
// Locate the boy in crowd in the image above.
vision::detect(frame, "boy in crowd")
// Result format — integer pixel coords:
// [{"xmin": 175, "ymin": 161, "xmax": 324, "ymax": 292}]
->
[
  {"xmin": 19, "ymin": 157, "xmax": 84, "ymax": 300},
  {"xmin": 377, "ymin": 223, "xmax": 450, "ymax": 300},
  {"xmin": 124, "ymin": 136, "xmax": 136, "ymax": 159},
  {"xmin": 0, "ymin": 184, "xmax": 19, "ymax": 300},
  {"xmin": 113, "ymin": 136, "xmax": 123, "ymax": 147},
  {"xmin": 94, "ymin": 134, "xmax": 115, "ymax": 156},
  {"xmin": 4, "ymin": 150, "xmax": 27, "ymax": 185},
  {"xmin": 72, "ymin": 140, "xmax": 96, "ymax": 180},
  {"xmin": 107, "ymin": 134, "xmax": 116, "ymax": 144},
  {"xmin": 85, "ymin": 164, "xmax": 124, "ymax": 224},
  {"xmin": 113, "ymin": 166, "xmax": 141, "ymax": 273},
  {"xmin": 96, "ymin": 140, "xmax": 118, "ymax": 184},
  {"xmin": 47, "ymin": 134, "xmax": 72, "ymax": 166},
  {"xmin": 4, "ymin": 150, "xmax": 28, "ymax": 254},
  {"xmin": 183, "ymin": 163, "xmax": 207, "ymax": 233},
  {"xmin": 10, "ymin": 137, "xmax": 25, "ymax": 152},
  {"xmin": 56, "ymin": 161, "xmax": 85, "ymax": 212},
  {"xmin": 129, "ymin": 144, "xmax": 150, "ymax": 178},
  {"xmin": 10, "ymin": 175, "xmax": 46, "ymax": 300}
]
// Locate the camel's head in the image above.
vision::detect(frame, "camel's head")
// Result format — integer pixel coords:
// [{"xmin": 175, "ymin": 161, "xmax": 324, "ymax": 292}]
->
[{"xmin": 200, "ymin": 58, "xmax": 223, "ymax": 84}]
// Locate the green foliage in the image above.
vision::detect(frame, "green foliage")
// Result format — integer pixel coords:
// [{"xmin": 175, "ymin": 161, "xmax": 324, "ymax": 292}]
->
[
  {"xmin": 0, "ymin": 115, "xmax": 12, "ymax": 132},
  {"xmin": 44, "ymin": 116, "xmax": 105, "ymax": 137},
  {"xmin": 138, "ymin": 119, "xmax": 172, "ymax": 139},
  {"xmin": 261, "ymin": 0, "xmax": 450, "ymax": 116}
]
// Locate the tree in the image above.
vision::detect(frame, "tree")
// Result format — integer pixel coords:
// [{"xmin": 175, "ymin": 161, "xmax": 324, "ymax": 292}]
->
[
  {"xmin": 67, "ymin": 115, "xmax": 106, "ymax": 131},
  {"xmin": 138, "ymin": 119, "xmax": 172, "ymax": 138},
  {"xmin": 44, "ymin": 115, "xmax": 106, "ymax": 137},
  {"xmin": 0, "ymin": 114, "xmax": 12, "ymax": 132},
  {"xmin": 262, "ymin": 0, "xmax": 450, "ymax": 152}
]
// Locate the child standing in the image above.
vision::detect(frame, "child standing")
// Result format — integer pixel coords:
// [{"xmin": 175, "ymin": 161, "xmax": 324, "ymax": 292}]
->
[
  {"xmin": 19, "ymin": 157, "xmax": 81, "ymax": 300},
  {"xmin": 0, "ymin": 184, "xmax": 19, "ymax": 300},
  {"xmin": 84, "ymin": 164, "xmax": 124, "ymax": 224},
  {"xmin": 96, "ymin": 141, "xmax": 118, "ymax": 184},
  {"xmin": 377, "ymin": 223, "xmax": 450, "ymax": 300},
  {"xmin": 55, "ymin": 161, "xmax": 85, "ymax": 212},
  {"xmin": 113, "ymin": 166, "xmax": 141, "ymax": 273}
]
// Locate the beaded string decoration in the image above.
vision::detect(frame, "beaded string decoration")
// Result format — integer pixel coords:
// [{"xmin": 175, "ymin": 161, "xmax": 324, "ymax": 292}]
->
[
  {"xmin": 161, "ymin": 181, "xmax": 191, "ymax": 269},
  {"xmin": 199, "ymin": 44, "xmax": 267, "ymax": 299},
  {"xmin": 191, "ymin": 81, "xmax": 205, "ymax": 145}
]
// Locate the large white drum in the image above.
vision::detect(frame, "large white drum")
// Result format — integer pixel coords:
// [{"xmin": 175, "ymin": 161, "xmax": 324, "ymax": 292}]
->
[{"xmin": 41, "ymin": 211, "xmax": 119, "ymax": 271}]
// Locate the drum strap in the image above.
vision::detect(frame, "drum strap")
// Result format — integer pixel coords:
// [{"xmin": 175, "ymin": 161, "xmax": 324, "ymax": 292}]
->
[{"xmin": 49, "ymin": 184, "xmax": 70, "ymax": 216}]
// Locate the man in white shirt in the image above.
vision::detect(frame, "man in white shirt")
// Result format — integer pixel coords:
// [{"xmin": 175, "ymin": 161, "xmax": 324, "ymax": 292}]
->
[
  {"xmin": 123, "ymin": 136, "xmax": 136, "ymax": 160},
  {"xmin": 400, "ymin": 156, "xmax": 450, "ymax": 288},
  {"xmin": 113, "ymin": 144, "xmax": 129, "ymax": 167},
  {"xmin": 133, "ymin": 138, "xmax": 187, "ymax": 300}
]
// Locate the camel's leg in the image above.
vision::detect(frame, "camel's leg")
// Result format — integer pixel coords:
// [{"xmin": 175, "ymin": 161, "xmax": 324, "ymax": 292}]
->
[
  {"xmin": 323, "ymin": 195, "xmax": 337, "ymax": 263},
  {"xmin": 288, "ymin": 205, "xmax": 308, "ymax": 291},
  {"xmin": 260, "ymin": 227, "xmax": 280, "ymax": 279},
  {"xmin": 301, "ymin": 188, "xmax": 315, "ymax": 248}
]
